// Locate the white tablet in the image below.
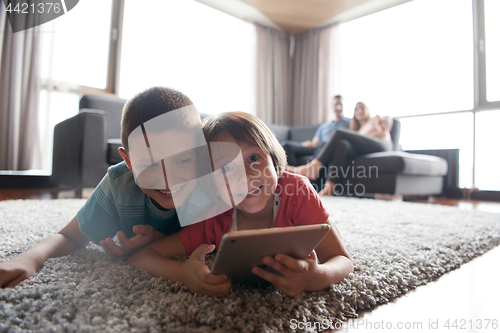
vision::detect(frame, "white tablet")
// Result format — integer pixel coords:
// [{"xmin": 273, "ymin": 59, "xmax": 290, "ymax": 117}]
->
[{"xmin": 210, "ymin": 224, "xmax": 330, "ymax": 286}]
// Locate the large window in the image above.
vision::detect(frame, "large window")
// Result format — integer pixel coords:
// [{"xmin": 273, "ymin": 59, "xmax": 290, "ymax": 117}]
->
[
  {"xmin": 475, "ymin": 110, "xmax": 500, "ymax": 190},
  {"xmin": 37, "ymin": 92, "xmax": 80, "ymax": 170},
  {"xmin": 484, "ymin": 0, "xmax": 500, "ymax": 102},
  {"xmin": 38, "ymin": 0, "xmax": 114, "ymax": 170},
  {"xmin": 39, "ymin": 0, "xmax": 112, "ymax": 89},
  {"xmin": 119, "ymin": 0, "xmax": 255, "ymax": 115},
  {"xmin": 339, "ymin": 0, "xmax": 473, "ymax": 117},
  {"xmin": 338, "ymin": 0, "xmax": 498, "ymax": 190}
]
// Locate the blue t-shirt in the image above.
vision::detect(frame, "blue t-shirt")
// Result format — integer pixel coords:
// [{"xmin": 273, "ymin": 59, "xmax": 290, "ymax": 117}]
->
[
  {"xmin": 77, "ymin": 162, "xmax": 184, "ymax": 244},
  {"xmin": 313, "ymin": 117, "xmax": 350, "ymax": 143}
]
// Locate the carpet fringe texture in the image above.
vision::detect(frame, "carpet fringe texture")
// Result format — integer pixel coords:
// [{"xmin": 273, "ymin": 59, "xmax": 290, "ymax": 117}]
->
[{"xmin": 0, "ymin": 198, "xmax": 499, "ymax": 332}]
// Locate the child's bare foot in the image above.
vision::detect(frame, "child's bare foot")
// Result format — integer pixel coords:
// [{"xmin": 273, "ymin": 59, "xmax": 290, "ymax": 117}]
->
[
  {"xmin": 319, "ymin": 181, "xmax": 335, "ymax": 196},
  {"xmin": 286, "ymin": 160, "xmax": 323, "ymax": 180}
]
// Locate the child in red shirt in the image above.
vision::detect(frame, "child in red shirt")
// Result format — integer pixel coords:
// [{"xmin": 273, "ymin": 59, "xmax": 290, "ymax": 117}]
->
[
  {"xmin": 180, "ymin": 171, "xmax": 330, "ymax": 253},
  {"xmin": 127, "ymin": 112, "xmax": 353, "ymax": 297}
]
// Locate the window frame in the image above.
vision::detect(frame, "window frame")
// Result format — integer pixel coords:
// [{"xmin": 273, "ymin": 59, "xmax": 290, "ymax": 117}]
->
[{"xmin": 475, "ymin": 0, "xmax": 500, "ymax": 109}]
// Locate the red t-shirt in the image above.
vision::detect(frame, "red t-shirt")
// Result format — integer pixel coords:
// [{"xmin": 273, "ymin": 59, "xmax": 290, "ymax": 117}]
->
[{"xmin": 179, "ymin": 171, "xmax": 330, "ymax": 254}]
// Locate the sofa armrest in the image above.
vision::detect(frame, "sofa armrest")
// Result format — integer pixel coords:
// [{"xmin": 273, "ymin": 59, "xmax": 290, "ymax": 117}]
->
[
  {"xmin": 51, "ymin": 110, "xmax": 110, "ymax": 188},
  {"xmin": 390, "ymin": 119, "xmax": 401, "ymax": 151}
]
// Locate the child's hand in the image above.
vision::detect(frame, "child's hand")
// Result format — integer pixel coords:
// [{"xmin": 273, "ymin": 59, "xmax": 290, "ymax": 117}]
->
[
  {"xmin": 180, "ymin": 244, "xmax": 231, "ymax": 298},
  {"xmin": 0, "ymin": 255, "xmax": 37, "ymax": 288},
  {"xmin": 252, "ymin": 250, "xmax": 320, "ymax": 297},
  {"xmin": 100, "ymin": 225, "xmax": 165, "ymax": 258}
]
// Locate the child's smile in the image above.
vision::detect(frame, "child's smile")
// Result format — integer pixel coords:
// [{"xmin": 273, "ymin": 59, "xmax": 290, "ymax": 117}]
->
[
  {"xmin": 154, "ymin": 182, "xmax": 188, "ymax": 198},
  {"xmin": 142, "ymin": 181, "xmax": 195, "ymax": 210}
]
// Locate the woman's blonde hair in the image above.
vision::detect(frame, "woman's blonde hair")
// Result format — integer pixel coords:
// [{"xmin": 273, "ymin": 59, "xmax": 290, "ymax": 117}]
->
[
  {"xmin": 349, "ymin": 102, "xmax": 371, "ymax": 131},
  {"xmin": 202, "ymin": 112, "xmax": 287, "ymax": 177}
]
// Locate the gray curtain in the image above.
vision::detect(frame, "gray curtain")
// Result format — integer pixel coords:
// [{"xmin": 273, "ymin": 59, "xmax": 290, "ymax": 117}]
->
[
  {"xmin": 255, "ymin": 23, "xmax": 333, "ymax": 126},
  {"xmin": 0, "ymin": 8, "xmax": 41, "ymax": 170},
  {"xmin": 255, "ymin": 24, "xmax": 292, "ymax": 125},
  {"xmin": 291, "ymin": 28, "xmax": 320, "ymax": 125}
]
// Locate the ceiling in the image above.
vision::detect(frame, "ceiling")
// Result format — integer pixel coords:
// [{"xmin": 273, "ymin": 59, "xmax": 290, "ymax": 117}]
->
[{"xmin": 196, "ymin": 0, "xmax": 411, "ymax": 35}]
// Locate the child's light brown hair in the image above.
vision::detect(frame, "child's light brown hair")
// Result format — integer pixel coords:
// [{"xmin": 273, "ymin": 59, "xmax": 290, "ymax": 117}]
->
[
  {"xmin": 202, "ymin": 112, "xmax": 287, "ymax": 177},
  {"xmin": 120, "ymin": 86, "xmax": 193, "ymax": 152}
]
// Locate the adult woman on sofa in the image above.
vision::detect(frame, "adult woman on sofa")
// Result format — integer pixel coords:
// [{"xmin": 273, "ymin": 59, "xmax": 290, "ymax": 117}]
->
[{"xmin": 287, "ymin": 102, "xmax": 393, "ymax": 196}]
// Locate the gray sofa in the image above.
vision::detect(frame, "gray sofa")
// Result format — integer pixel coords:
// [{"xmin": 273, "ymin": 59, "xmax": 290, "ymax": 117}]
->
[
  {"xmin": 267, "ymin": 122, "xmax": 448, "ymax": 196},
  {"xmin": 52, "ymin": 95, "xmax": 448, "ymax": 197}
]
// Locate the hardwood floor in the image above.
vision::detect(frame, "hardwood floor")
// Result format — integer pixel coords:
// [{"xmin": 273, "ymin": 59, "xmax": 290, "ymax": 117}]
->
[
  {"xmin": 1, "ymin": 189, "xmax": 499, "ymax": 332},
  {"xmin": 333, "ymin": 197, "xmax": 500, "ymax": 333},
  {"xmin": 411, "ymin": 196, "xmax": 500, "ymax": 214},
  {"xmin": 0, "ymin": 188, "xmax": 59, "ymax": 201},
  {"xmin": 0, "ymin": 188, "xmax": 92, "ymax": 201},
  {"xmin": 335, "ymin": 246, "xmax": 500, "ymax": 332}
]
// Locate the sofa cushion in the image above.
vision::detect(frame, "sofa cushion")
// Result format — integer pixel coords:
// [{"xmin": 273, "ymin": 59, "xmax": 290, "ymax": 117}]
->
[
  {"xmin": 354, "ymin": 151, "xmax": 448, "ymax": 176},
  {"xmin": 357, "ymin": 174, "xmax": 444, "ymax": 195},
  {"xmin": 266, "ymin": 123, "xmax": 291, "ymax": 143},
  {"xmin": 107, "ymin": 139, "xmax": 123, "ymax": 165},
  {"xmin": 290, "ymin": 125, "xmax": 319, "ymax": 143}
]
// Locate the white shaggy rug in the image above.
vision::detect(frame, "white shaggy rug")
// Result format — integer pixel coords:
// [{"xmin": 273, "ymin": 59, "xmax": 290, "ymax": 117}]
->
[{"xmin": 1, "ymin": 198, "xmax": 499, "ymax": 332}]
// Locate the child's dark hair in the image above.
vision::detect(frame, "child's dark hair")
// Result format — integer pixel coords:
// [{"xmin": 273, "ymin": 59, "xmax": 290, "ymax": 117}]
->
[
  {"xmin": 202, "ymin": 112, "xmax": 287, "ymax": 177},
  {"xmin": 120, "ymin": 86, "xmax": 193, "ymax": 152}
]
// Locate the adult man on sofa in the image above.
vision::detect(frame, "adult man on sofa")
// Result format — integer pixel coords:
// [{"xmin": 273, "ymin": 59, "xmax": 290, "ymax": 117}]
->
[{"xmin": 282, "ymin": 95, "xmax": 350, "ymax": 166}]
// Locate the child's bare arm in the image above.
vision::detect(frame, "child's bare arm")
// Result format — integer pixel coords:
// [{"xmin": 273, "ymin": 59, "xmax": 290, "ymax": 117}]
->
[
  {"xmin": 0, "ymin": 215, "xmax": 90, "ymax": 288},
  {"xmin": 312, "ymin": 218, "xmax": 353, "ymax": 276},
  {"xmin": 252, "ymin": 218, "xmax": 353, "ymax": 297},
  {"xmin": 100, "ymin": 225, "xmax": 165, "ymax": 258},
  {"xmin": 127, "ymin": 234, "xmax": 231, "ymax": 297},
  {"xmin": 128, "ymin": 232, "xmax": 189, "ymax": 259}
]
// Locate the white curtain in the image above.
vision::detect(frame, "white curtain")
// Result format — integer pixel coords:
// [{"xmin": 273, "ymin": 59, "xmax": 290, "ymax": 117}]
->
[
  {"xmin": 255, "ymin": 23, "xmax": 334, "ymax": 126},
  {"xmin": 328, "ymin": 24, "xmax": 341, "ymax": 119},
  {"xmin": 318, "ymin": 25, "xmax": 334, "ymax": 124},
  {"xmin": 0, "ymin": 9, "xmax": 41, "ymax": 170}
]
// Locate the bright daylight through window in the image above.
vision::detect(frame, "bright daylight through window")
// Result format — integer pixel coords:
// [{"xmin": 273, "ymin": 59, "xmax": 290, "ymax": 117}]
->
[
  {"xmin": 337, "ymin": 0, "xmax": 499, "ymax": 190},
  {"xmin": 484, "ymin": 0, "xmax": 500, "ymax": 102},
  {"xmin": 39, "ymin": 0, "xmax": 111, "ymax": 88},
  {"xmin": 475, "ymin": 111, "xmax": 500, "ymax": 191},
  {"xmin": 38, "ymin": 0, "xmax": 113, "ymax": 171},
  {"xmin": 119, "ymin": 0, "xmax": 255, "ymax": 115}
]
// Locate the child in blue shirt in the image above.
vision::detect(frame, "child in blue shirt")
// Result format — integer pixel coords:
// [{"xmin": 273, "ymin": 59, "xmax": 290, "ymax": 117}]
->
[{"xmin": 0, "ymin": 87, "xmax": 221, "ymax": 291}]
